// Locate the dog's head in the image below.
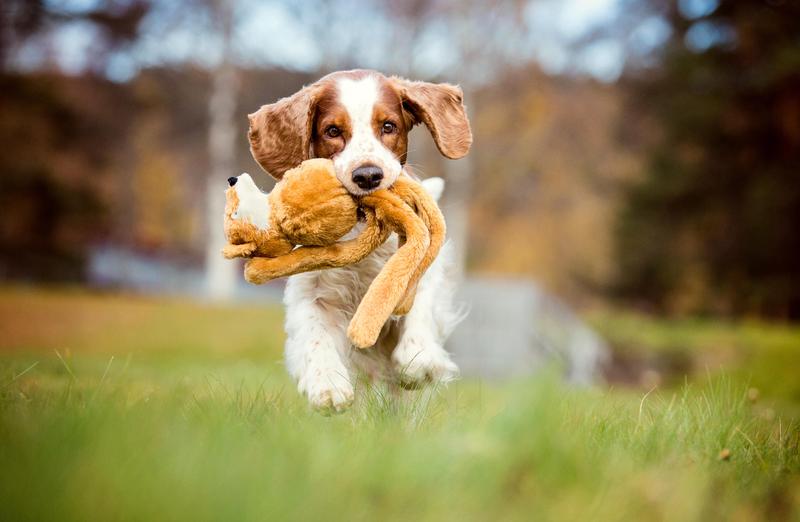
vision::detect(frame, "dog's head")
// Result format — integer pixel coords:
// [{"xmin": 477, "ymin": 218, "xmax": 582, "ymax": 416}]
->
[{"xmin": 247, "ymin": 70, "xmax": 472, "ymax": 195}]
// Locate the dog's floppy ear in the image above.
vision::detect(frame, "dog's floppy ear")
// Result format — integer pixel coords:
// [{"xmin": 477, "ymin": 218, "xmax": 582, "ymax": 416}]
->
[
  {"xmin": 393, "ymin": 78, "xmax": 472, "ymax": 160},
  {"xmin": 248, "ymin": 84, "xmax": 319, "ymax": 180}
]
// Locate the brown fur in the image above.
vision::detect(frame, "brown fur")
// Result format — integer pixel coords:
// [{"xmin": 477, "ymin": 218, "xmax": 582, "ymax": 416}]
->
[
  {"xmin": 391, "ymin": 77, "xmax": 472, "ymax": 160},
  {"xmin": 222, "ymin": 159, "xmax": 445, "ymax": 349},
  {"xmin": 248, "ymin": 85, "xmax": 320, "ymax": 180}
]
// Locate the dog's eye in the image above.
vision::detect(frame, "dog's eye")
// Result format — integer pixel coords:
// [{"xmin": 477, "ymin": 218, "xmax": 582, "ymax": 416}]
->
[
  {"xmin": 382, "ymin": 121, "xmax": 396, "ymax": 134},
  {"xmin": 325, "ymin": 126, "xmax": 341, "ymax": 138}
]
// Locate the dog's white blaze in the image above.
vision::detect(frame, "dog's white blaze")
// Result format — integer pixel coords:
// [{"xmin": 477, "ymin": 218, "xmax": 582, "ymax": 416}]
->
[
  {"xmin": 338, "ymin": 76, "xmax": 378, "ymax": 139},
  {"xmin": 333, "ymin": 75, "xmax": 401, "ymax": 195},
  {"xmin": 232, "ymin": 173, "xmax": 270, "ymax": 229}
]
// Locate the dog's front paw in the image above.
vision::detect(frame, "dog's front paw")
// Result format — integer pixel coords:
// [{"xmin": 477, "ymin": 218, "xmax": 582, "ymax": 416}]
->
[
  {"xmin": 392, "ymin": 335, "xmax": 459, "ymax": 389},
  {"xmin": 298, "ymin": 365, "xmax": 354, "ymax": 414}
]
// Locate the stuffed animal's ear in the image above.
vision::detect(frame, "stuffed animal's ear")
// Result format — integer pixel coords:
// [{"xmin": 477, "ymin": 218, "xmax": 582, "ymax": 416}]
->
[
  {"xmin": 420, "ymin": 177, "xmax": 445, "ymax": 202},
  {"xmin": 393, "ymin": 78, "xmax": 472, "ymax": 160},
  {"xmin": 248, "ymin": 84, "xmax": 319, "ymax": 180}
]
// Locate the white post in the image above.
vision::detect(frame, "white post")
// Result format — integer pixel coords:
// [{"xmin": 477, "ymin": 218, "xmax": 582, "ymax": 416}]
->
[{"xmin": 204, "ymin": 3, "xmax": 238, "ymax": 300}]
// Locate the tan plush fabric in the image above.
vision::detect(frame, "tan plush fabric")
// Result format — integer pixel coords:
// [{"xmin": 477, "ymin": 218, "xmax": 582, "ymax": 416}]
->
[
  {"xmin": 222, "ymin": 158, "xmax": 445, "ymax": 349},
  {"xmin": 270, "ymin": 159, "xmax": 358, "ymax": 245},
  {"xmin": 223, "ymin": 159, "xmax": 364, "ymax": 265},
  {"xmin": 387, "ymin": 177, "xmax": 446, "ymax": 315},
  {"xmin": 346, "ymin": 185, "xmax": 429, "ymax": 348},
  {"xmin": 242, "ymin": 208, "xmax": 389, "ymax": 284},
  {"xmin": 221, "ymin": 186, "xmax": 294, "ymax": 259}
]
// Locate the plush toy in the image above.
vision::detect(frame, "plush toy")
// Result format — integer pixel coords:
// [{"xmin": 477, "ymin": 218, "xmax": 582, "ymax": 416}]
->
[{"xmin": 222, "ymin": 158, "xmax": 446, "ymax": 348}]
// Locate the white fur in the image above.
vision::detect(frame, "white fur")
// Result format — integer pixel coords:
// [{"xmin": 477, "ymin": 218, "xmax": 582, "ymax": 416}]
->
[
  {"xmin": 284, "ymin": 177, "xmax": 461, "ymax": 413},
  {"xmin": 231, "ymin": 173, "xmax": 270, "ymax": 229},
  {"xmin": 332, "ymin": 75, "xmax": 402, "ymax": 196}
]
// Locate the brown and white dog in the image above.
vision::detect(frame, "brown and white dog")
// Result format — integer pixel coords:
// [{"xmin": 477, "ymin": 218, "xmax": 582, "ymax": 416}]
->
[{"xmin": 246, "ymin": 70, "xmax": 472, "ymax": 412}]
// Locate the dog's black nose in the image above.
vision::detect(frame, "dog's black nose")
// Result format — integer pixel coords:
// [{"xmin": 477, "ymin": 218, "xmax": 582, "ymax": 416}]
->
[
  {"xmin": 227, "ymin": 176, "xmax": 238, "ymax": 186},
  {"xmin": 352, "ymin": 165, "xmax": 383, "ymax": 190}
]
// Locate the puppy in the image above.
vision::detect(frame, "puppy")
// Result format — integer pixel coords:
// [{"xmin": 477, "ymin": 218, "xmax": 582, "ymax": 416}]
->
[{"xmin": 245, "ymin": 70, "xmax": 472, "ymax": 412}]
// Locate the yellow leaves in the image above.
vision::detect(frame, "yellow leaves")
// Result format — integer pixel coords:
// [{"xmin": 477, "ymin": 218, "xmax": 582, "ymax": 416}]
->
[
  {"xmin": 130, "ymin": 112, "xmax": 194, "ymax": 250},
  {"xmin": 468, "ymin": 73, "xmax": 644, "ymax": 302}
]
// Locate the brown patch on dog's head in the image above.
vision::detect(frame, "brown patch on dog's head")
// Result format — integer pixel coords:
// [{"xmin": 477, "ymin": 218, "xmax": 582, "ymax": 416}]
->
[
  {"xmin": 248, "ymin": 83, "xmax": 321, "ymax": 180},
  {"xmin": 309, "ymin": 79, "xmax": 350, "ymax": 161}
]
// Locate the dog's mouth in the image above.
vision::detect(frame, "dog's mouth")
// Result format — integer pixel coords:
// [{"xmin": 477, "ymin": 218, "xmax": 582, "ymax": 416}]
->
[
  {"xmin": 344, "ymin": 175, "xmax": 401, "ymax": 197},
  {"xmin": 341, "ymin": 180, "xmax": 392, "ymax": 197},
  {"xmin": 350, "ymin": 184, "xmax": 391, "ymax": 196}
]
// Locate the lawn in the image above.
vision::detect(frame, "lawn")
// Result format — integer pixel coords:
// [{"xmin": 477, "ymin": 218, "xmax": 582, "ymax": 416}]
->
[{"xmin": 0, "ymin": 287, "xmax": 798, "ymax": 521}]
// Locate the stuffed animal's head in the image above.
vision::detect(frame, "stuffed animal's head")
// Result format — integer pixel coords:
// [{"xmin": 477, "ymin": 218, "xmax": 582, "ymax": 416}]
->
[
  {"xmin": 225, "ymin": 173, "xmax": 270, "ymax": 229},
  {"xmin": 223, "ymin": 172, "xmax": 272, "ymax": 248}
]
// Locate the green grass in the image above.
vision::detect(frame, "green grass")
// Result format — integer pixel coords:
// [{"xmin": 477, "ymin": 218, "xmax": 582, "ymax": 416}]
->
[
  {"xmin": 0, "ymin": 287, "xmax": 798, "ymax": 521},
  {"xmin": 589, "ymin": 309, "xmax": 800, "ymax": 410}
]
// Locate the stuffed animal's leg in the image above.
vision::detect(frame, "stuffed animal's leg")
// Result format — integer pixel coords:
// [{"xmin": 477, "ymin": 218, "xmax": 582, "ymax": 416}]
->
[
  {"xmin": 392, "ymin": 242, "xmax": 460, "ymax": 388},
  {"xmin": 379, "ymin": 232, "xmax": 415, "ymax": 316},
  {"xmin": 284, "ymin": 274, "xmax": 355, "ymax": 413},
  {"xmin": 390, "ymin": 178, "xmax": 447, "ymax": 315},
  {"xmin": 243, "ymin": 210, "xmax": 389, "ymax": 284},
  {"xmin": 348, "ymin": 191, "xmax": 429, "ymax": 349}
]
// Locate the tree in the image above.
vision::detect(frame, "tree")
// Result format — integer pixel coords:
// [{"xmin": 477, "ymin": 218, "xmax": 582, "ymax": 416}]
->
[
  {"xmin": 1, "ymin": 0, "xmax": 149, "ymax": 74},
  {"xmin": 0, "ymin": 1, "xmax": 149, "ymax": 281},
  {"xmin": 616, "ymin": 0, "xmax": 800, "ymax": 318}
]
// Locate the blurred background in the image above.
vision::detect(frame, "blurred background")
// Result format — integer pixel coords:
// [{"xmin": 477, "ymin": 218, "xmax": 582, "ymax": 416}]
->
[{"xmin": 1, "ymin": 0, "xmax": 799, "ymax": 391}]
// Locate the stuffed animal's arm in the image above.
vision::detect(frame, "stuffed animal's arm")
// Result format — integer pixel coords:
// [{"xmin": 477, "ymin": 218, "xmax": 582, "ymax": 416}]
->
[
  {"xmin": 222, "ymin": 222, "xmax": 293, "ymax": 259},
  {"xmin": 347, "ymin": 190, "xmax": 430, "ymax": 349},
  {"xmin": 222, "ymin": 242, "xmax": 258, "ymax": 259},
  {"xmin": 221, "ymin": 218, "xmax": 261, "ymax": 259},
  {"xmin": 243, "ymin": 209, "xmax": 389, "ymax": 285},
  {"xmin": 389, "ymin": 177, "xmax": 447, "ymax": 315}
]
